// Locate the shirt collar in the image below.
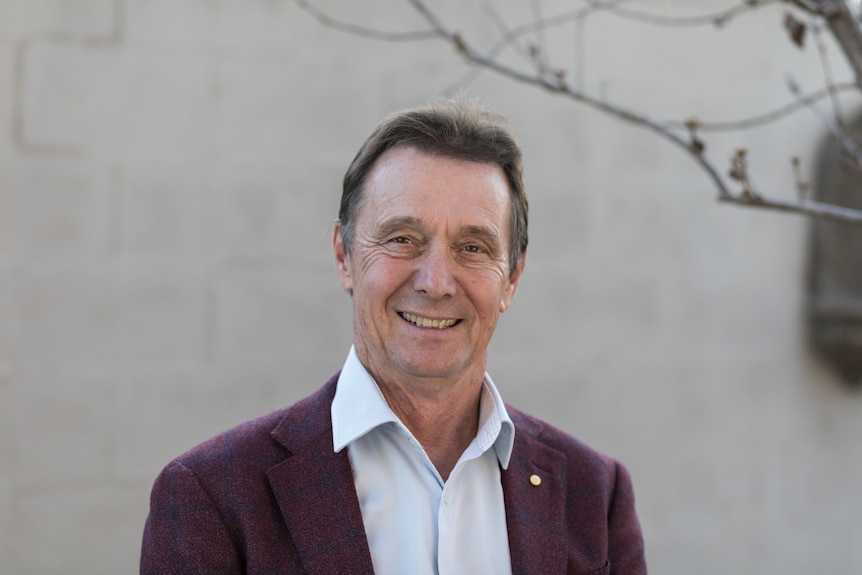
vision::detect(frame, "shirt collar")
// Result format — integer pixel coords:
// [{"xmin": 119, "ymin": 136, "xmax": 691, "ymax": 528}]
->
[{"xmin": 331, "ymin": 346, "xmax": 515, "ymax": 469}]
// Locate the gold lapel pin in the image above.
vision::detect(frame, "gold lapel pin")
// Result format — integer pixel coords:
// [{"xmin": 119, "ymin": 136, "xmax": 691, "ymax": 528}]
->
[{"xmin": 529, "ymin": 474, "xmax": 541, "ymax": 486}]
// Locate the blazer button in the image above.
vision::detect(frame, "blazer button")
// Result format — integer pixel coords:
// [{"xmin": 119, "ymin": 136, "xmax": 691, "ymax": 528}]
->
[{"xmin": 529, "ymin": 474, "xmax": 541, "ymax": 486}]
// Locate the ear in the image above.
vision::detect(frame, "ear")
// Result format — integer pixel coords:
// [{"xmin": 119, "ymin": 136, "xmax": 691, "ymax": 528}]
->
[
  {"xmin": 499, "ymin": 251, "xmax": 526, "ymax": 313},
  {"xmin": 333, "ymin": 223, "xmax": 353, "ymax": 293}
]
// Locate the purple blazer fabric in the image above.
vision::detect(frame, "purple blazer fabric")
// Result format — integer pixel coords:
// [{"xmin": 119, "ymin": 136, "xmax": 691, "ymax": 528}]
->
[{"xmin": 141, "ymin": 374, "xmax": 646, "ymax": 574}]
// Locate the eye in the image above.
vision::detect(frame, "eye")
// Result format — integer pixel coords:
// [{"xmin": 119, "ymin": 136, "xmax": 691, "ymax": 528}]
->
[
  {"xmin": 464, "ymin": 244, "xmax": 483, "ymax": 253},
  {"xmin": 382, "ymin": 235, "xmax": 419, "ymax": 254}
]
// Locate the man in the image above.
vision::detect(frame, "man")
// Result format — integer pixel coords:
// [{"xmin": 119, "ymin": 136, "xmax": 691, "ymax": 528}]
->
[{"xmin": 141, "ymin": 100, "xmax": 646, "ymax": 574}]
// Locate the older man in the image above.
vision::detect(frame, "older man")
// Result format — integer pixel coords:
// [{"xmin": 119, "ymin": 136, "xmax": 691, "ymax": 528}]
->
[{"xmin": 141, "ymin": 100, "xmax": 646, "ymax": 574}]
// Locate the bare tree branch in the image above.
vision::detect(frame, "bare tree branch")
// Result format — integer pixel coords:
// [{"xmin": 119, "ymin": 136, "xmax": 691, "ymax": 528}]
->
[
  {"xmin": 784, "ymin": 0, "xmax": 840, "ymax": 17},
  {"xmin": 293, "ymin": 0, "xmax": 862, "ymax": 224},
  {"xmin": 436, "ymin": 1, "xmax": 847, "ymax": 128},
  {"xmin": 786, "ymin": 75, "xmax": 862, "ymax": 169},
  {"xmin": 408, "ymin": 0, "xmax": 728, "ymax": 192},
  {"xmin": 792, "ymin": 156, "xmax": 812, "ymax": 200},
  {"xmin": 293, "ymin": 0, "xmax": 437, "ymax": 42},
  {"xmin": 405, "ymin": 0, "xmax": 862, "ymax": 224},
  {"xmin": 502, "ymin": 0, "xmax": 780, "ymax": 34},
  {"xmin": 811, "ymin": 19, "xmax": 847, "ymax": 126},
  {"xmin": 530, "ymin": 0, "xmax": 550, "ymax": 73},
  {"xmin": 666, "ymin": 83, "xmax": 859, "ymax": 132},
  {"xmin": 586, "ymin": 0, "xmax": 781, "ymax": 28},
  {"xmin": 480, "ymin": 1, "xmax": 534, "ymax": 66},
  {"xmin": 821, "ymin": 0, "xmax": 862, "ymax": 82},
  {"xmin": 719, "ymin": 193, "xmax": 862, "ymax": 223}
]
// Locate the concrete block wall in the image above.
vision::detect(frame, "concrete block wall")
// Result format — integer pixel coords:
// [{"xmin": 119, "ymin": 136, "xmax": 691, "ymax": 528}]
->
[{"xmin": 2, "ymin": 1, "xmax": 861, "ymax": 573}]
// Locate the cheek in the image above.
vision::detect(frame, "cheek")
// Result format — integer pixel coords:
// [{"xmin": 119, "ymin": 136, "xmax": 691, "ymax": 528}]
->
[
  {"xmin": 352, "ymin": 256, "xmax": 411, "ymax": 307},
  {"xmin": 467, "ymin": 275, "xmax": 510, "ymax": 316},
  {"xmin": 349, "ymin": 252, "xmax": 384, "ymax": 289}
]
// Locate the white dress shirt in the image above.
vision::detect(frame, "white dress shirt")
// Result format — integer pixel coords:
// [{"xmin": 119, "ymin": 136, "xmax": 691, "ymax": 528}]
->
[{"xmin": 331, "ymin": 346, "xmax": 515, "ymax": 575}]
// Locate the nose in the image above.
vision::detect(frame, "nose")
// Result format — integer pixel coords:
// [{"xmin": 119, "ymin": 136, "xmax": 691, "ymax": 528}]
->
[{"xmin": 413, "ymin": 243, "xmax": 457, "ymax": 299}]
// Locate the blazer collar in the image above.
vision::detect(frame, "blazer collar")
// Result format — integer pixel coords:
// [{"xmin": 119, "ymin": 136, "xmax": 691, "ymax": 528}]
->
[
  {"xmin": 264, "ymin": 376, "xmax": 569, "ymax": 575},
  {"xmin": 266, "ymin": 374, "xmax": 375, "ymax": 574},
  {"xmin": 502, "ymin": 407, "xmax": 568, "ymax": 574}
]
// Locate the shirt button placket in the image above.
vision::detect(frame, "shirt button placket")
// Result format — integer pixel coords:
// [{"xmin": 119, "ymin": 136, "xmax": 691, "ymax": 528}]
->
[{"xmin": 438, "ymin": 486, "xmax": 452, "ymax": 575}]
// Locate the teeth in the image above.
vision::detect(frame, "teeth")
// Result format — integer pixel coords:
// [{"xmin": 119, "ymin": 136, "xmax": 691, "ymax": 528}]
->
[{"xmin": 400, "ymin": 312, "xmax": 458, "ymax": 329}]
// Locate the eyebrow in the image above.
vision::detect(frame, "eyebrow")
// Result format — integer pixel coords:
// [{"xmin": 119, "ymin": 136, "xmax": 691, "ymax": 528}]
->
[
  {"xmin": 460, "ymin": 225, "xmax": 504, "ymax": 253},
  {"xmin": 372, "ymin": 216, "xmax": 423, "ymax": 238}
]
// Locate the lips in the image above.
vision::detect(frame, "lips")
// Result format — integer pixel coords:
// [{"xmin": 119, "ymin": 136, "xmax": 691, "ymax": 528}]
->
[{"xmin": 399, "ymin": 312, "xmax": 460, "ymax": 329}]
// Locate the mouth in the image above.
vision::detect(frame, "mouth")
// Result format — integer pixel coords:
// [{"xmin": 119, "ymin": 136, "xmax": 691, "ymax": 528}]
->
[{"xmin": 399, "ymin": 312, "xmax": 461, "ymax": 329}]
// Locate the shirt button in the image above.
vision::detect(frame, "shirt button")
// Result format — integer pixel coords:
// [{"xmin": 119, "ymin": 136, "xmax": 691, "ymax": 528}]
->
[{"xmin": 444, "ymin": 492, "xmax": 452, "ymax": 504}]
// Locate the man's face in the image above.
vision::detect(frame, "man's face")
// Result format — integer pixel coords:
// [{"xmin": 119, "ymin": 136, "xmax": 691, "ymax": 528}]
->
[{"xmin": 333, "ymin": 146, "xmax": 524, "ymax": 387}]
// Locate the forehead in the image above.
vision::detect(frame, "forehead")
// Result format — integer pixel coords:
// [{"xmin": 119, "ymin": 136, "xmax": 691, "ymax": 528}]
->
[{"xmin": 360, "ymin": 146, "xmax": 511, "ymax": 226}]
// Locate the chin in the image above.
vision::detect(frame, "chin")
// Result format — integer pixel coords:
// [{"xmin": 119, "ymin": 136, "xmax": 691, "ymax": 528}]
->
[{"xmin": 395, "ymin": 354, "xmax": 471, "ymax": 380}]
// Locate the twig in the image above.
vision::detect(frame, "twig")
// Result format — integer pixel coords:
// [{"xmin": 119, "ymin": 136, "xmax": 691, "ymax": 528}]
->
[
  {"xmin": 792, "ymin": 157, "xmax": 812, "ymax": 200},
  {"xmin": 784, "ymin": 0, "xmax": 839, "ymax": 17},
  {"xmin": 408, "ymin": 0, "xmax": 731, "ymax": 197},
  {"xmin": 507, "ymin": 0, "xmax": 778, "ymax": 34},
  {"xmin": 481, "ymin": 1, "xmax": 533, "ymax": 66},
  {"xmin": 585, "ymin": 0, "xmax": 781, "ymax": 28},
  {"xmin": 786, "ymin": 75, "xmax": 862, "ymax": 169},
  {"xmin": 293, "ymin": 0, "xmax": 437, "ymax": 42},
  {"xmin": 530, "ymin": 0, "xmax": 550, "ymax": 74},
  {"xmin": 665, "ymin": 82, "xmax": 859, "ymax": 132},
  {"xmin": 719, "ymin": 194, "xmax": 862, "ymax": 224},
  {"xmin": 406, "ymin": 0, "xmax": 862, "ymax": 225},
  {"xmin": 450, "ymin": 0, "xmax": 781, "ymax": 91},
  {"xmin": 811, "ymin": 20, "xmax": 847, "ymax": 129},
  {"xmin": 440, "ymin": 2, "xmax": 532, "ymax": 95},
  {"xmin": 501, "ymin": 0, "xmax": 629, "ymax": 40},
  {"xmin": 806, "ymin": 16, "xmax": 862, "ymax": 175},
  {"xmin": 575, "ymin": 10, "xmax": 588, "ymax": 88},
  {"xmin": 729, "ymin": 148, "xmax": 763, "ymax": 201},
  {"xmin": 443, "ymin": 0, "xmax": 605, "ymax": 97},
  {"xmin": 820, "ymin": 0, "xmax": 862, "ymax": 84}
]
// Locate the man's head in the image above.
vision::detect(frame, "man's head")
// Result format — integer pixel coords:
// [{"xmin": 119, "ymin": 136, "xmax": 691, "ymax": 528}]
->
[
  {"xmin": 333, "ymin": 100, "xmax": 528, "ymax": 388},
  {"xmin": 338, "ymin": 99, "xmax": 528, "ymax": 277}
]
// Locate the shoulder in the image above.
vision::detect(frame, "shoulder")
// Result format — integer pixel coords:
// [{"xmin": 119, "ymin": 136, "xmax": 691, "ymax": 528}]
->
[
  {"xmin": 507, "ymin": 404, "xmax": 626, "ymax": 484},
  {"xmin": 161, "ymin": 374, "xmax": 339, "ymax": 483},
  {"xmin": 142, "ymin": 375, "xmax": 346, "ymax": 572},
  {"xmin": 172, "ymin": 408, "xmax": 288, "ymax": 474}
]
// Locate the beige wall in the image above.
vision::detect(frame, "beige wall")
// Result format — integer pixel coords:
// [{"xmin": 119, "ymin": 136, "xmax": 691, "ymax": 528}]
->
[{"xmin": 2, "ymin": 1, "xmax": 861, "ymax": 573}]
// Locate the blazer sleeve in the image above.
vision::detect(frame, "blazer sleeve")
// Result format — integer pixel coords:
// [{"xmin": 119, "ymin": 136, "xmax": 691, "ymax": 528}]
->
[
  {"xmin": 140, "ymin": 459, "xmax": 242, "ymax": 575},
  {"xmin": 608, "ymin": 460, "xmax": 647, "ymax": 575}
]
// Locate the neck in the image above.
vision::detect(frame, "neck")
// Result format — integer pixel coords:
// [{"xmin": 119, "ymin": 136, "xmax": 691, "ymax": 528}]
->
[{"xmin": 373, "ymin": 371, "xmax": 485, "ymax": 481}]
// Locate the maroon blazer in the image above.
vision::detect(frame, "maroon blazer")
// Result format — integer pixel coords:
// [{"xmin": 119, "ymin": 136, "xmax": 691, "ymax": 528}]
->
[{"xmin": 141, "ymin": 374, "xmax": 646, "ymax": 574}]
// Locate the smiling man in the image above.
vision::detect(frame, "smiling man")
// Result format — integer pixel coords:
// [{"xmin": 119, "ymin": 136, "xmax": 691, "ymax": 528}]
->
[{"xmin": 141, "ymin": 100, "xmax": 647, "ymax": 575}]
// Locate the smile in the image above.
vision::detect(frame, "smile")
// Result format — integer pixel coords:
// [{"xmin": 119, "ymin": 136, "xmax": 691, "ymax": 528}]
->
[{"xmin": 399, "ymin": 312, "xmax": 460, "ymax": 329}]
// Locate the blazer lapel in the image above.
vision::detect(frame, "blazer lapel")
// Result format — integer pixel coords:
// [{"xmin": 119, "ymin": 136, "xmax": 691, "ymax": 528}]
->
[
  {"xmin": 266, "ymin": 377, "xmax": 374, "ymax": 575},
  {"xmin": 502, "ymin": 413, "xmax": 568, "ymax": 575}
]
